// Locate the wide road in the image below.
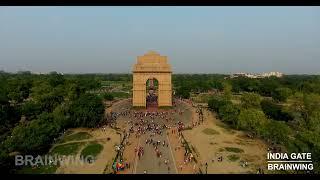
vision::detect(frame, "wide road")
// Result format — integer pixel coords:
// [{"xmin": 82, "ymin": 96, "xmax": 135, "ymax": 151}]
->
[
  {"xmin": 110, "ymin": 98, "xmax": 192, "ymax": 174},
  {"xmin": 134, "ymin": 131, "xmax": 178, "ymax": 174}
]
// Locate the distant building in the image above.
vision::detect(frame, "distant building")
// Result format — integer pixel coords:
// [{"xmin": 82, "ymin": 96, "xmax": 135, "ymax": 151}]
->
[
  {"xmin": 230, "ymin": 72, "xmax": 283, "ymax": 79},
  {"xmin": 261, "ymin": 72, "xmax": 283, "ymax": 78}
]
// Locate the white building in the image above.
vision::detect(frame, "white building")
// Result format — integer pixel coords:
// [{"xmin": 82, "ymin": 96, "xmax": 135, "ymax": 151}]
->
[{"xmin": 230, "ymin": 72, "xmax": 283, "ymax": 79}]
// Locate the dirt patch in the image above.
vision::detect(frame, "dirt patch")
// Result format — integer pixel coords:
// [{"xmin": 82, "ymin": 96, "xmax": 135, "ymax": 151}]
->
[
  {"xmin": 183, "ymin": 109, "xmax": 268, "ymax": 174},
  {"xmin": 55, "ymin": 127, "xmax": 121, "ymax": 174}
]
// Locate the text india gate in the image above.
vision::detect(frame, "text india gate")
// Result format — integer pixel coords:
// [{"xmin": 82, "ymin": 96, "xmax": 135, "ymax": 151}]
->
[{"xmin": 132, "ymin": 51, "xmax": 172, "ymax": 107}]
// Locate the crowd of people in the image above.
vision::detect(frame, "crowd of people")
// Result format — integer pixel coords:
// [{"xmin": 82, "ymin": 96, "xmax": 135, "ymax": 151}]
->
[
  {"xmin": 110, "ymin": 98, "xmax": 202, "ymax": 174},
  {"xmin": 107, "ymin": 97, "xmax": 270, "ymax": 174},
  {"xmin": 146, "ymin": 91, "xmax": 158, "ymax": 108}
]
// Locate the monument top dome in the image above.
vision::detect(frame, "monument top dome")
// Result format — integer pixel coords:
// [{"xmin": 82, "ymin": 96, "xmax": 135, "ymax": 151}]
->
[
  {"xmin": 146, "ymin": 50, "xmax": 159, "ymax": 55},
  {"xmin": 133, "ymin": 51, "xmax": 171, "ymax": 73}
]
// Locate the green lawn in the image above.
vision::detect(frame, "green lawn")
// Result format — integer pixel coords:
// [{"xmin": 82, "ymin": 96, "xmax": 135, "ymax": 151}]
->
[
  {"xmin": 227, "ymin": 154, "xmax": 240, "ymax": 162},
  {"xmin": 202, "ymin": 128, "xmax": 220, "ymax": 135},
  {"xmin": 59, "ymin": 132, "xmax": 92, "ymax": 143},
  {"xmin": 109, "ymin": 91, "xmax": 130, "ymax": 98},
  {"xmin": 224, "ymin": 147, "xmax": 244, "ymax": 153},
  {"xmin": 50, "ymin": 142, "xmax": 86, "ymax": 156},
  {"xmin": 191, "ymin": 93, "xmax": 212, "ymax": 103},
  {"xmin": 17, "ymin": 163, "xmax": 59, "ymax": 174},
  {"xmin": 80, "ymin": 142, "xmax": 104, "ymax": 162}
]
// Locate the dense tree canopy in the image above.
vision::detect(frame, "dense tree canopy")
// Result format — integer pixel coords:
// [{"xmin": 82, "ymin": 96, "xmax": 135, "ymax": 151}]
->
[
  {"xmin": 271, "ymin": 87, "xmax": 292, "ymax": 102},
  {"xmin": 69, "ymin": 94, "xmax": 105, "ymax": 128},
  {"xmin": 0, "ymin": 72, "xmax": 106, "ymax": 172},
  {"xmin": 259, "ymin": 120, "xmax": 292, "ymax": 145},
  {"xmin": 4, "ymin": 113, "xmax": 61, "ymax": 154},
  {"xmin": 260, "ymin": 99, "xmax": 293, "ymax": 122},
  {"xmin": 1, "ymin": 72, "xmax": 320, "ymax": 173},
  {"xmin": 240, "ymin": 92, "xmax": 262, "ymax": 109},
  {"xmin": 237, "ymin": 109, "xmax": 267, "ymax": 133},
  {"xmin": 103, "ymin": 93, "xmax": 114, "ymax": 101},
  {"xmin": 218, "ymin": 103, "xmax": 240, "ymax": 127}
]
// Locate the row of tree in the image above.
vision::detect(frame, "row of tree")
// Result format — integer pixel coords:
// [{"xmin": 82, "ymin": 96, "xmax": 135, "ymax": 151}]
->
[
  {"xmin": 208, "ymin": 90, "xmax": 320, "ymax": 173},
  {"xmin": 173, "ymin": 74, "xmax": 320, "ymax": 102},
  {"xmin": 0, "ymin": 72, "xmax": 105, "ymax": 172}
]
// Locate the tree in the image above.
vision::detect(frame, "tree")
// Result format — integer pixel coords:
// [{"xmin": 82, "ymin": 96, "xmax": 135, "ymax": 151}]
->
[
  {"xmin": 31, "ymin": 81, "xmax": 52, "ymax": 101},
  {"xmin": 175, "ymin": 86, "xmax": 190, "ymax": 99},
  {"xmin": 287, "ymin": 92, "xmax": 304, "ymax": 114},
  {"xmin": 259, "ymin": 120, "xmax": 291, "ymax": 144},
  {"xmin": 294, "ymin": 130, "xmax": 320, "ymax": 173},
  {"xmin": 240, "ymin": 92, "xmax": 262, "ymax": 109},
  {"xmin": 4, "ymin": 113, "xmax": 61, "ymax": 154},
  {"xmin": 237, "ymin": 108, "xmax": 268, "ymax": 134},
  {"xmin": 7, "ymin": 78, "xmax": 32, "ymax": 103},
  {"xmin": 0, "ymin": 92, "xmax": 20, "ymax": 130},
  {"xmin": 260, "ymin": 99, "xmax": 293, "ymax": 121},
  {"xmin": 271, "ymin": 87, "xmax": 292, "ymax": 102},
  {"xmin": 48, "ymin": 72, "xmax": 65, "ymax": 87},
  {"xmin": 52, "ymin": 104, "xmax": 72, "ymax": 129},
  {"xmin": 208, "ymin": 96, "xmax": 230, "ymax": 112},
  {"xmin": 303, "ymin": 93, "xmax": 320, "ymax": 121},
  {"xmin": 38, "ymin": 92, "xmax": 64, "ymax": 113},
  {"xmin": 307, "ymin": 110, "xmax": 320, "ymax": 132},
  {"xmin": 211, "ymin": 80, "xmax": 223, "ymax": 91},
  {"xmin": 19, "ymin": 100, "xmax": 41, "ymax": 121},
  {"xmin": 258, "ymin": 78, "xmax": 280, "ymax": 97},
  {"xmin": 67, "ymin": 83, "xmax": 85, "ymax": 101},
  {"xmin": 288, "ymin": 92, "xmax": 320, "ymax": 128},
  {"xmin": 103, "ymin": 93, "xmax": 114, "ymax": 101},
  {"xmin": 222, "ymin": 82, "xmax": 232, "ymax": 100},
  {"xmin": 218, "ymin": 103, "xmax": 240, "ymax": 127},
  {"xmin": 69, "ymin": 94, "xmax": 105, "ymax": 128}
]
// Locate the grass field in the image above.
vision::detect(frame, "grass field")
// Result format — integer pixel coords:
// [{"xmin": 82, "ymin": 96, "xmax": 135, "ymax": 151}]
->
[
  {"xmin": 191, "ymin": 93, "xmax": 212, "ymax": 103},
  {"xmin": 227, "ymin": 154, "xmax": 240, "ymax": 162},
  {"xmin": 80, "ymin": 142, "xmax": 104, "ymax": 162},
  {"xmin": 202, "ymin": 128, "xmax": 220, "ymax": 135},
  {"xmin": 224, "ymin": 147, "xmax": 244, "ymax": 153},
  {"xmin": 50, "ymin": 142, "xmax": 86, "ymax": 156},
  {"xmin": 59, "ymin": 132, "xmax": 92, "ymax": 143},
  {"xmin": 109, "ymin": 91, "xmax": 130, "ymax": 98},
  {"xmin": 17, "ymin": 164, "xmax": 59, "ymax": 174}
]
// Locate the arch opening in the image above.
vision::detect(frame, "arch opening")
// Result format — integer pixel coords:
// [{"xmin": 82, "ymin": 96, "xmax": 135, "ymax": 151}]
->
[{"xmin": 146, "ymin": 78, "xmax": 159, "ymax": 110}]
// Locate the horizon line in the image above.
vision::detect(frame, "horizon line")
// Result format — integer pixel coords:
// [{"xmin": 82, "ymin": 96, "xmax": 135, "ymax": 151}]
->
[{"xmin": 1, "ymin": 70, "xmax": 320, "ymax": 76}]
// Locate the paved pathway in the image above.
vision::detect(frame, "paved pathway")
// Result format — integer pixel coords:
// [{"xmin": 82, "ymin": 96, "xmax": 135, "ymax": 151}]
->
[{"xmin": 112, "ymin": 99, "xmax": 193, "ymax": 174}]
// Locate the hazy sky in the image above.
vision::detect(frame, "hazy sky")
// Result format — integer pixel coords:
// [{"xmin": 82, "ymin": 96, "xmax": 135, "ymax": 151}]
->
[{"xmin": 0, "ymin": 6, "xmax": 319, "ymax": 74}]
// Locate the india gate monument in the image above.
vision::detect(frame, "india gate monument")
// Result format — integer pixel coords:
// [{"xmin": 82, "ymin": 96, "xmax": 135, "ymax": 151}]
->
[{"xmin": 132, "ymin": 51, "xmax": 172, "ymax": 108}]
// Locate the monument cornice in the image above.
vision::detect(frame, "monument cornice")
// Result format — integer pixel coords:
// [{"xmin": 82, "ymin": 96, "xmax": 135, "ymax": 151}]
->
[{"xmin": 132, "ymin": 70, "xmax": 172, "ymax": 73}]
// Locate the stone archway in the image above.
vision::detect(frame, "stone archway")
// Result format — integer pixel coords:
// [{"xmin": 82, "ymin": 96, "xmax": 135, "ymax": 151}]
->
[
  {"xmin": 132, "ymin": 51, "xmax": 172, "ymax": 107},
  {"xmin": 146, "ymin": 77, "xmax": 159, "ymax": 108}
]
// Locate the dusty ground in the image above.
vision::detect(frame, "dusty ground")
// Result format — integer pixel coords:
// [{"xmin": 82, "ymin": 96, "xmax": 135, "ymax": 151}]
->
[
  {"xmin": 55, "ymin": 127, "xmax": 120, "ymax": 174},
  {"xmin": 114, "ymin": 99, "xmax": 195, "ymax": 174},
  {"xmin": 53, "ymin": 98, "xmax": 268, "ymax": 174},
  {"xmin": 183, "ymin": 108, "xmax": 268, "ymax": 174}
]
